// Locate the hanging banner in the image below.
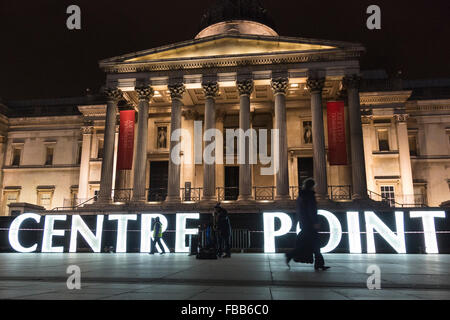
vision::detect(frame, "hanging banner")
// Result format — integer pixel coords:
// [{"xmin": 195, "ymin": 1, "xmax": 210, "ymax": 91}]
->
[
  {"xmin": 327, "ymin": 101, "xmax": 347, "ymax": 165},
  {"xmin": 117, "ymin": 110, "xmax": 135, "ymax": 170}
]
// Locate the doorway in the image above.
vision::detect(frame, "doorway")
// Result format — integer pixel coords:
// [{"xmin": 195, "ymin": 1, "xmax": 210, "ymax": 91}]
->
[
  {"xmin": 224, "ymin": 166, "xmax": 239, "ymax": 201},
  {"xmin": 297, "ymin": 157, "xmax": 314, "ymax": 188},
  {"xmin": 148, "ymin": 161, "xmax": 168, "ymax": 202}
]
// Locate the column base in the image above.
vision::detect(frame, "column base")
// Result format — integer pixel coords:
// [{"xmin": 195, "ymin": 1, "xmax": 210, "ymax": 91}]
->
[
  {"xmin": 237, "ymin": 194, "xmax": 254, "ymax": 202},
  {"xmin": 275, "ymin": 194, "xmax": 292, "ymax": 201},
  {"xmin": 165, "ymin": 196, "xmax": 181, "ymax": 204}
]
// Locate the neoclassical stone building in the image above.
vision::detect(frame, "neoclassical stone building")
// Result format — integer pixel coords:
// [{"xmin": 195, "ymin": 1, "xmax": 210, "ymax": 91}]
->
[{"xmin": 0, "ymin": 2, "xmax": 449, "ymax": 215}]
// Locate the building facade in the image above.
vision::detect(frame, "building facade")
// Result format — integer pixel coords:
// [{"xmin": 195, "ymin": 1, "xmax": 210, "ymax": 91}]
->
[{"xmin": 1, "ymin": 5, "xmax": 449, "ymax": 215}]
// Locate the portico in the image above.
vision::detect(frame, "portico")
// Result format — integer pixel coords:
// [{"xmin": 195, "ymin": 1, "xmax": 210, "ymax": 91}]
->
[{"xmin": 92, "ymin": 26, "xmax": 368, "ymax": 207}]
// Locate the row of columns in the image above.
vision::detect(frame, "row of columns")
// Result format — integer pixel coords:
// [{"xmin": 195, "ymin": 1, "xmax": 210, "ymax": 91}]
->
[{"xmin": 96, "ymin": 74, "xmax": 368, "ymax": 204}]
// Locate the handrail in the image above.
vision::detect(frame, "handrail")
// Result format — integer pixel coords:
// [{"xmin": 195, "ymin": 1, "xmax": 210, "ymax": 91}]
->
[{"xmin": 51, "ymin": 195, "xmax": 97, "ymax": 211}]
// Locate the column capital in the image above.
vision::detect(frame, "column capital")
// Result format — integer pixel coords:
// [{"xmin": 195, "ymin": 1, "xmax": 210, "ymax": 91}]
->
[
  {"xmin": 135, "ymin": 85, "xmax": 154, "ymax": 102},
  {"xmin": 270, "ymin": 77, "xmax": 289, "ymax": 95},
  {"xmin": 103, "ymin": 87, "xmax": 123, "ymax": 103},
  {"xmin": 182, "ymin": 109, "xmax": 200, "ymax": 121},
  {"xmin": 237, "ymin": 79, "xmax": 254, "ymax": 96},
  {"xmin": 81, "ymin": 125, "xmax": 94, "ymax": 135},
  {"xmin": 306, "ymin": 78, "xmax": 325, "ymax": 94},
  {"xmin": 168, "ymin": 83, "xmax": 186, "ymax": 101},
  {"xmin": 342, "ymin": 75, "xmax": 362, "ymax": 90},
  {"xmin": 394, "ymin": 113, "xmax": 409, "ymax": 123},
  {"xmin": 202, "ymin": 81, "xmax": 219, "ymax": 99}
]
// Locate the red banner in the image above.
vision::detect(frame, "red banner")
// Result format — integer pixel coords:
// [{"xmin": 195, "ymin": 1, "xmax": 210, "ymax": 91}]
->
[
  {"xmin": 117, "ymin": 110, "xmax": 135, "ymax": 170},
  {"xmin": 327, "ymin": 101, "xmax": 348, "ymax": 165}
]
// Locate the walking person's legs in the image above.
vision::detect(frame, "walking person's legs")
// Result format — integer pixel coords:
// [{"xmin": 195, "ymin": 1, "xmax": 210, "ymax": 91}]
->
[{"xmin": 156, "ymin": 238, "xmax": 165, "ymax": 254}]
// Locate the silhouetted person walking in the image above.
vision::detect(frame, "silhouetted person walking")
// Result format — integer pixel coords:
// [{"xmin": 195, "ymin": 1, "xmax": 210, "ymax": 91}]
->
[
  {"xmin": 215, "ymin": 203, "xmax": 232, "ymax": 258},
  {"xmin": 150, "ymin": 217, "xmax": 165, "ymax": 255},
  {"xmin": 285, "ymin": 178, "xmax": 330, "ymax": 270}
]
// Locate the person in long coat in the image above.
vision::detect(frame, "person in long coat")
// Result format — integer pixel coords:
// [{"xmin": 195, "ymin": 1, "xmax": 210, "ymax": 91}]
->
[
  {"xmin": 216, "ymin": 204, "xmax": 232, "ymax": 258},
  {"xmin": 285, "ymin": 178, "xmax": 330, "ymax": 270}
]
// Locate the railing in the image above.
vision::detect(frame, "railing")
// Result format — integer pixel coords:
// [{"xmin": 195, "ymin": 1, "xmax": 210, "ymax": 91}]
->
[
  {"xmin": 367, "ymin": 191, "xmax": 428, "ymax": 208},
  {"xmin": 113, "ymin": 189, "xmax": 132, "ymax": 203},
  {"xmin": 217, "ymin": 187, "xmax": 239, "ymax": 202},
  {"xmin": 181, "ymin": 187, "xmax": 202, "ymax": 202},
  {"xmin": 51, "ymin": 195, "xmax": 97, "ymax": 211},
  {"xmin": 290, "ymin": 186, "xmax": 300, "ymax": 200},
  {"xmin": 329, "ymin": 185, "xmax": 352, "ymax": 201},
  {"xmin": 253, "ymin": 186, "xmax": 275, "ymax": 201},
  {"xmin": 147, "ymin": 188, "xmax": 167, "ymax": 202},
  {"xmin": 232, "ymin": 229, "xmax": 251, "ymax": 250}
]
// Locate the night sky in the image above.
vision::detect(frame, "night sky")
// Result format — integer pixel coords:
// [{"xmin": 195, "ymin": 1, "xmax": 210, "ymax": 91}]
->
[{"xmin": 0, "ymin": 0, "xmax": 449, "ymax": 100}]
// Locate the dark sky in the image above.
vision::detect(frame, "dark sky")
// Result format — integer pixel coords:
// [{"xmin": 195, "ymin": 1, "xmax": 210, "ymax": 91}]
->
[{"xmin": 0, "ymin": 0, "xmax": 449, "ymax": 100}]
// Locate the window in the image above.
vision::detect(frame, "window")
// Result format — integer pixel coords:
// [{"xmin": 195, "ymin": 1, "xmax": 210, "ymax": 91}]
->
[
  {"xmin": 12, "ymin": 148, "xmax": 21, "ymax": 166},
  {"xmin": 377, "ymin": 129, "xmax": 390, "ymax": 151},
  {"xmin": 3, "ymin": 190, "xmax": 20, "ymax": 216},
  {"xmin": 97, "ymin": 139, "xmax": 104, "ymax": 159},
  {"xmin": 381, "ymin": 186, "xmax": 395, "ymax": 207},
  {"xmin": 45, "ymin": 146, "xmax": 54, "ymax": 166},
  {"xmin": 408, "ymin": 135, "xmax": 418, "ymax": 156},
  {"xmin": 37, "ymin": 189, "xmax": 54, "ymax": 210}
]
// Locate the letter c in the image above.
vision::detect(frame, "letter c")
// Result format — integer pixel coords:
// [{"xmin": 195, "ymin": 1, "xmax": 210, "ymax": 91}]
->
[{"xmin": 9, "ymin": 213, "xmax": 41, "ymax": 253}]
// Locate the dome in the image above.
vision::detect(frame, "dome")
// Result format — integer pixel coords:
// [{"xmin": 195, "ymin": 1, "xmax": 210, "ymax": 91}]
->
[{"xmin": 196, "ymin": 0, "xmax": 278, "ymax": 39}]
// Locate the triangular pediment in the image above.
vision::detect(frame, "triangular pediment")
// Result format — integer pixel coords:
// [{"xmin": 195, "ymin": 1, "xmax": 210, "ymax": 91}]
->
[
  {"xmin": 99, "ymin": 34, "xmax": 364, "ymax": 72},
  {"xmin": 124, "ymin": 37, "xmax": 336, "ymax": 63}
]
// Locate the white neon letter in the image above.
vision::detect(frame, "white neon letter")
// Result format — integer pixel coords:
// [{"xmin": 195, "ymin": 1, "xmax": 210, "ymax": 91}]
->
[
  {"xmin": 365, "ymin": 211, "xmax": 406, "ymax": 254},
  {"xmin": 347, "ymin": 211, "xmax": 362, "ymax": 254},
  {"xmin": 175, "ymin": 213, "xmax": 199, "ymax": 253},
  {"xmin": 140, "ymin": 214, "xmax": 170, "ymax": 253},
  {"xmin": 42, "ymin": 215, "xmax": 67, "ymax": 253},
  {"xmin": 108, "ymin": 214, "xmax": 137, "ymax": 253},
  {"xmin": 263, "ymin": 212, "xmax": 292, "ymax": 253},
  {"xmin": 8, "ymin": 213, "xmax": 41, "ymax": 253},
  {"xmin": 410, "ymin": 211, "xmax": 446, "ymax": 254},
  {"xmin": 318, "ymin": 210, "xmax": 342, "ymax": 253},
  {"xmin": 69, "ymin": 215, "xmax": 104, "ymax": 253}
]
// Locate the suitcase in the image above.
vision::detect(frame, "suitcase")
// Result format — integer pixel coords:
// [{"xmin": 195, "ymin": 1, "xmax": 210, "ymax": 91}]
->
[{"xmin": 196, "ymin": 247, "xmax": 218, "ymax": 260}]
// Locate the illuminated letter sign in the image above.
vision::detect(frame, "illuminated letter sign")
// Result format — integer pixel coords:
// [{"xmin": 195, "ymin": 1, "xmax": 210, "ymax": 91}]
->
[
  {"xmin": 8, "ymin": 213, "xmax": 41, "ymax": 253},
  {"xmin": 263, "ymin": 212, "xmax": 292, "ymax": 253},
  {"xmin": 69, "ymin": 215, "xmax": 104, "ymax": 253},
  {"xmin": 140, "ymin": 214, "xmax": 170, "ymax": 253},
  {"xmin": 410, "ymin": 211, "xmax": 446, "ymax": 254},
  {"xmin": 175, "ymin": 213, "xmax": 199, "ymax": 253},
  {"xmin": 347, "ymin": 211, "xmax": 362, "ymax": 254},
  {"xmin": 42, "ymin": 215, "xmax": 67, "ymax": 253},
  {"xmin": 365, "ymin": 211, "xmax": 406, "ymax": 254},
  {"xmin": 319, "ymin": 210, "xmax": 343, "ymax": 253},
  {"xmin": 109, "ymin": 215, "xmax": 137, "ymax": 253}
]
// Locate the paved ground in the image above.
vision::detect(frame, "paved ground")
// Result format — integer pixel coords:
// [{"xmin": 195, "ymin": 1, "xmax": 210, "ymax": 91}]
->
[{"xmin": 0, "ymin": 253, "xmax": 449, "ymax": 300}]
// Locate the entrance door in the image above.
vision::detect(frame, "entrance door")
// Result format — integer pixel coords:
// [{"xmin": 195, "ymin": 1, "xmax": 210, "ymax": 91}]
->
[
  {"xmin": 149, "ymin": 161, "xmax": 168, "ymax": 202},
  {"xmin": 224, "ymin": 166, "xmax": 239, "ymax": 201},
  {"xmin": 297, "ymin": 157, "xmax": 314, "ymax": 188}
]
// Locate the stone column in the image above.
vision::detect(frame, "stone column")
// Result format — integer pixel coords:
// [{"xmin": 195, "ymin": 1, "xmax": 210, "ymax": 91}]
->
[
  {"xmin": 307, "ymin": 78, "xmax": 329, "ymax": 200},
  {"xmin": 78, "ymin": 124, "xmax": 93, "ymax": 202},
  {"xmin": 395, "ymin": 113, "xmax": 414, "ymax": 204},
  {"xmin": 362, "ymin": 114, "xmax": 376, "ymax": 194},
  {"xmin": 97, "ymin": 87, "xmax": 122, "ymax": 204},
  {"xmin": 215, "ymin": 110, "xmax": 226, "ymax": 191},
  {"xmin": 132, "ymin": 84, "xmax": 154, "ymax": 202},
  {"xmin": 202, "ymin": 81, "xmax": 219, "ymax": 202},
  {"xmin": 343, "ymin": 75, "xmax": 369, "ymax": 200},
  {"xmin": 165, "ymin": 82, "xmax": 186, "ymax": 203},
  {"xmin": 271, "ymin": 78, "xmax": 290, "ymax": 200},
  {"xmin": 237, "ymin": 79, "xmax": 254, "ymax": 201}
]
